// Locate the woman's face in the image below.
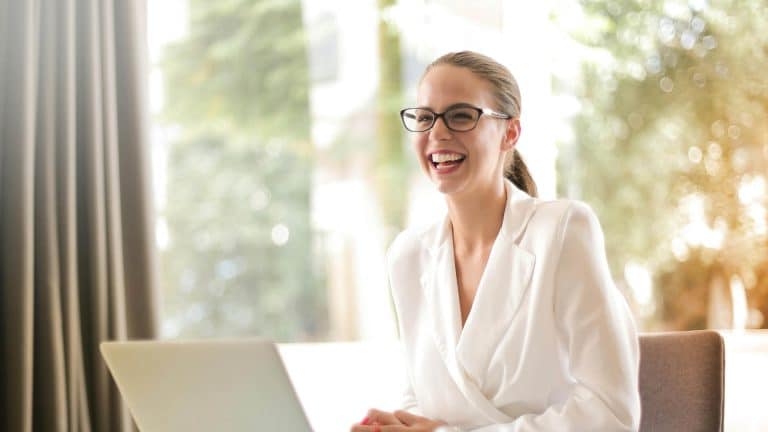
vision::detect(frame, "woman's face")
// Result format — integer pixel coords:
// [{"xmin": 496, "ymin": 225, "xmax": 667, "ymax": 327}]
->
[{"xmin": 413, "ymin": 65, "xmax": 518, "ymax": 197}]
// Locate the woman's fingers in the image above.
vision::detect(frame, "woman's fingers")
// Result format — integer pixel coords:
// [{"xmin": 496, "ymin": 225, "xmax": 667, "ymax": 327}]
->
[
  {"xmin": 393, "ymin": 410, "xmax": 424, "ymax": 426},
  {"xmin": 352, "ymin": 409, "xmax": 444, "ymax": 431},
  {"xmin": 350, "ymin": 425, "xmax": 381, "ymax": 432},
  {"xmin": 351, "ymin": 408, "xmax": 407, "ymax": 431},
  {"xmin": 378, "ymin": 426, "xmax": 414, "ymax": 432},
  {"xmin": 349, "ymin": 424, "xmax": 407, "ymax": 432},
  {"xmin": 365, "ymin": 408, "xmax": 404, "ymax": 425}
]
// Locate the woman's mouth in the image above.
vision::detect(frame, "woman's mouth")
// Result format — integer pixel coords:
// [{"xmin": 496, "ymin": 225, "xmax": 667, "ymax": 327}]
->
[{"xmin": 429, "ymin": 152, "xmax": 466, "ymax": 173}]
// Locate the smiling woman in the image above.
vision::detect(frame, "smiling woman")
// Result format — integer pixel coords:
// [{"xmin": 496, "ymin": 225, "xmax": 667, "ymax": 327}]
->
[
  {"xmin": 142, "ymin": 1, "xmax": 768, "ymax": 429},
  {"xmin": 351, "ymin": 51, "xmax": 641, "ymax": 432}
]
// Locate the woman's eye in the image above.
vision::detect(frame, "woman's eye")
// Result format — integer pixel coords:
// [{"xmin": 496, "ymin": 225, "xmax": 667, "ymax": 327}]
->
[
  {"xmin": 417, "ymin": 115, "xmax": 434, "ymax": 123},
  {"xmin": 448, "ymin": 111, "xmax": 474, "ymax": 122}
]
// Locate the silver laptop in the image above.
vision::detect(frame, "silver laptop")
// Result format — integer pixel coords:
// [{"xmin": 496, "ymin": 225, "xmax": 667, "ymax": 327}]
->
[{"xmin": 100, "ymin": 338, "xmax": 313, "ymax": 432}]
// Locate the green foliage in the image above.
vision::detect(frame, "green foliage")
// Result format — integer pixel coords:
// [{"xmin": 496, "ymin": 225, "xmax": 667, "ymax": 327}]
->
[
  {"xmin": 159, "ymin": 0, "xmax": 326, "ymax": 340},
  {"xmin": 375, "ymin": 0, "xmax": 408, "ymax": 239},
  {"xmin": 558, "ymin": 0, "xmax": 768, "ymax": 329},
  {"xmin": 161, "ymin": 0, "xmax": 311, "ymax": 145}
]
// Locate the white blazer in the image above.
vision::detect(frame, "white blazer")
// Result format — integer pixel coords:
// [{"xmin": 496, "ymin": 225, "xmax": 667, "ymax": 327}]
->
[{"xmin": 387, "ymin": 180, "xmax": 640, "ymax": 431}]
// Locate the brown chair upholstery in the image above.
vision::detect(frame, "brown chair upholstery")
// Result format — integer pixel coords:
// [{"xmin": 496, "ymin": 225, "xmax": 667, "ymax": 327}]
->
[{"xmin": 638, "ymin": 330, "xmax": 725, "ymax": 432}]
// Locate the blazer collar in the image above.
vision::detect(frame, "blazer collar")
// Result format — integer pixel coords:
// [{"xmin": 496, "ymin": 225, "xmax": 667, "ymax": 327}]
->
[{"xmin": 418, "ymin": 180, "xmax": 537, "ymax": 417}]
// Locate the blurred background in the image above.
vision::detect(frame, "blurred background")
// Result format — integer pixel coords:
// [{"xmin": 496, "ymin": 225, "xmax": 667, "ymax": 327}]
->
[
  {"xmin": 146, "ymin": 0, "xmax": 768, "ymax": 429},
  {"xmin": 149, "ymin": 0, "xmax": 768, "ymax": 341}
]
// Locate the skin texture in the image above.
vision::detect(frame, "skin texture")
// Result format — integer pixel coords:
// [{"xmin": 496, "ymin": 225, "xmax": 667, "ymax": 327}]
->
[
  {"xmin": 353, "ymin": 65, "xmax": 522, "ymax": 432},
  {"xmin": 350, "ymin": 409, "xmax": 446, "ymax": 432}
]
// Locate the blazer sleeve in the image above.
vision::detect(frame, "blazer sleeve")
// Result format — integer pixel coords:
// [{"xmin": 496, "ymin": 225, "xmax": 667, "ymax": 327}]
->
[
  {"xmin": 386, "ymin": 235, "xmax": 423, "ymax": 416},
  {"xmin": 400, "ymin": 367, "xmax": 421, "ymax": 414},
  {"xmin": 470, "ymin": 201, "xmax": 641, "ymax": 432}
]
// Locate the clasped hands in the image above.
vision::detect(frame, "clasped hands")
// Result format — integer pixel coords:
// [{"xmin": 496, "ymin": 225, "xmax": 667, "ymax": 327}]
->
[{"xmin": 350, "ymin": 408, "xmax": 447, "ymax": 432}]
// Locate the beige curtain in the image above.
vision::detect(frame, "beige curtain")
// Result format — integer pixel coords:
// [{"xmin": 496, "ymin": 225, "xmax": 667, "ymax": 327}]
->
[{"xmin": 0, "ymin": 0, "xmax": 159, "ymax": 431}]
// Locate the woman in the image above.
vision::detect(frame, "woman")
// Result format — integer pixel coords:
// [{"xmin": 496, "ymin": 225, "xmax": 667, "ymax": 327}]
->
[{"xmin": 352, "ymin": 51, "xmax": 640, "ymax": 432}]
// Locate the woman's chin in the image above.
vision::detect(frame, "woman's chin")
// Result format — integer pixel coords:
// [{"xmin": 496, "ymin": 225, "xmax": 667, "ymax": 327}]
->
[{"xmin": 431, "ymin": 178, "xmax": 465, "ymax": 196}]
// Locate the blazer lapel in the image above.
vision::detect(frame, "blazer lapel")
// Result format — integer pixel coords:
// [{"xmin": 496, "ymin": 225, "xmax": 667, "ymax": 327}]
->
[
  {"xmin": 456, "ymin": 181, "xmax": 538, "ymax": 385},
  {"xmin": 422, "ymin": 229, "xmax": 514, "ymax": 423},
  {"xmin": 455, "ymin": 241, "xmax": 536, "ymax": 386},
  {"xmin": 419, "ymin": 180, "xmax": 537, "ymax": 422},
  {"xmin": 421, "ymin": 215, "xmax": 461, "ymax": 364}
]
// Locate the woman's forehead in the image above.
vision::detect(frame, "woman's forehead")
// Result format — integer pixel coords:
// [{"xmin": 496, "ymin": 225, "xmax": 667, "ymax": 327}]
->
[{"xmin": 417, "ymin": 65, "xmax": 493, "ymax": 109}]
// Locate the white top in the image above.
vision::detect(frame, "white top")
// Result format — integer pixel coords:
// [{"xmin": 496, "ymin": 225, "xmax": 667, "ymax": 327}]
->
[{"xmin": 387, "ymin": 180, "xmax": 641, "ymax": 431}]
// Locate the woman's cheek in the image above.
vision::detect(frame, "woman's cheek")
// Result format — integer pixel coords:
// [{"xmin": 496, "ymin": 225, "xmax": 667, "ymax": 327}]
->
[{"xmin": 412, "ymin": 137, "xmax": 428, "ymax": 171}]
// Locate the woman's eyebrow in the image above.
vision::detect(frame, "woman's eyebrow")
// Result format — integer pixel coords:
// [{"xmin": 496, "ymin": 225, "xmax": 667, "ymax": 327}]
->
[
  {"xmin": 446, "ymin": 102, "xmax": 476, "ymax": 109},
  {"xmin": 413, "ymin": 102, "xmax": 475, "ymax": 111}
]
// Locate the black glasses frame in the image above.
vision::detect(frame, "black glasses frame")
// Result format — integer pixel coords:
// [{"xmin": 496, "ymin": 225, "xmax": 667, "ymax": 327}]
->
[{"xmin": 399, "ymin": 105, "xmax": 512, "ymax": 132}]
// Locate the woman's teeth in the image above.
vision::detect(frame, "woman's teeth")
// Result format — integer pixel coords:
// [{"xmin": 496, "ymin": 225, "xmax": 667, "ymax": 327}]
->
[
  {"xmin": 431, "ymin": 153, "xmax": 465, "ymax": 163},
  {"xmin": 430, "ymin": 153, "xmax": 466, "ymax": 170}
]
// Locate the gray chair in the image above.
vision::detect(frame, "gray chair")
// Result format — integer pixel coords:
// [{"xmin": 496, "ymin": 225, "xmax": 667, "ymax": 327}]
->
[{"xmin": 638, "ymin": 330, "xmax": 725, "ymax": 432}]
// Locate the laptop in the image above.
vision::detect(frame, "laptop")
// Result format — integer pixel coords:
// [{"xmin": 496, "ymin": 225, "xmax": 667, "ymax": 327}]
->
[{"xmin": 100, "ymin": 338, "xmax": 314, "ymax": 432}]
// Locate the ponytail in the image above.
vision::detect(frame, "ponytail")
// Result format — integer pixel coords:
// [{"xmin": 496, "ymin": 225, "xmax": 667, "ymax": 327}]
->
[{"xmin": 505, "ymin": 149, "xmax": 538, "ymax": 198}]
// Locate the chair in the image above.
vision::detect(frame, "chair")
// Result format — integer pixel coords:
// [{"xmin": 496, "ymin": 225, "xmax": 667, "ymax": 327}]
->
[{"xmin": 638, "ymin": 330, "xmax": 725, "ymax": 432}]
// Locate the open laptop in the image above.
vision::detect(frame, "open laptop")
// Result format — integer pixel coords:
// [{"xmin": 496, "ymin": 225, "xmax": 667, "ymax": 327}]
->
[{"xmin": 100, "ymin": 338, "xmax": 313, "ymax": 432}]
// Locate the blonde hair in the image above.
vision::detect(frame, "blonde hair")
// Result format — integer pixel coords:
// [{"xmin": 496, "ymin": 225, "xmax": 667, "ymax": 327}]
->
[{"xmin": 424, "ymin": 51, "xmax": 538, "ymax": 197}]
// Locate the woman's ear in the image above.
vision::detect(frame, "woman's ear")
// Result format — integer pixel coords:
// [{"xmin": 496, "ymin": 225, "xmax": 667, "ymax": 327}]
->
[{"xmin": 501, "ymin": 118, "xmax": 521, "ymax": 151}]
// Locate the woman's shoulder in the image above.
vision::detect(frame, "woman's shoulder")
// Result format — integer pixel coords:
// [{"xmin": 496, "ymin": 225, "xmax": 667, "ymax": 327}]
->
[
  {"xmin": 532, "ymin": 197, "xmax": 598, "ymax": 219},
  {"xmin": 526, "ymin": 198, "xmax": 602, "ymax": 239},
  {"xmin": 386, "ymin": 223, "xmax": 436, "ymax": 264}
]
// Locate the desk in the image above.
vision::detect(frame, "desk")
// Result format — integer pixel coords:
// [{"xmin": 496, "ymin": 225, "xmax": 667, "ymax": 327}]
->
[{"xmin": 279, "ymin": 341, "xmax": 404, "ymax": 432}]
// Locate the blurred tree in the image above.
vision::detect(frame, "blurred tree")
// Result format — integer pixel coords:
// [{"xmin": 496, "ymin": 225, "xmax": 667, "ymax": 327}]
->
[
  {"xmin": 158, "ymin": 0, "xmax": 327, "ymax": 340},
  {"xmin": 557, "ymin": 0, "xmax": 768, "ymax": 329},
  {"xmin": 376, "ymin": 0, "xmax": 408, "ymax": 240}
]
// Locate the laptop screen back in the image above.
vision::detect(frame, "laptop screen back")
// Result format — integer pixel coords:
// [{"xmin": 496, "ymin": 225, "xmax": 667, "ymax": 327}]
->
[{"xmin": 100, "ymin": 339, "xmax": 313, "ymax": 432}]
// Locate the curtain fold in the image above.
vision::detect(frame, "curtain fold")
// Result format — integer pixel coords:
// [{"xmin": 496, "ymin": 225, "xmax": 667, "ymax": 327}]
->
[
  {"xmin": 0, "ymin": 1, "xmax": 159, "ymax": 431},
  {"xmin": 1, "ymin": 1, "xmax": 37, "ymax": 431}
]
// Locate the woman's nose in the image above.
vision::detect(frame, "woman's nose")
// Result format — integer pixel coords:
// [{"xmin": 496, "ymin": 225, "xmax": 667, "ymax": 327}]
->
[{"xmin": 429, "ymin": 115, "xmax": 452, "ymax": 139}]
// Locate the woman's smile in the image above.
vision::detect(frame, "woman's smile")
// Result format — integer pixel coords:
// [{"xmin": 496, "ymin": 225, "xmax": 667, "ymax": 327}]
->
[{"xmin": 429, "ymin": 150, "xmax": 467, "ymax": 175}]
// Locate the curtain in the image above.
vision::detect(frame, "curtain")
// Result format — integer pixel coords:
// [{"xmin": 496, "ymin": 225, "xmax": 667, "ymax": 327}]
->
[{"xmin": 0, "ymin": 0, "xmax": 159, "ymax": 431}]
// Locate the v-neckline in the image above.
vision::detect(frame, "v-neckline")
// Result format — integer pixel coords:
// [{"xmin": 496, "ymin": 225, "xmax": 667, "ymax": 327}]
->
[{"xmin": 448, "ymin": 223, "xmax": 499, "ymax": 334}]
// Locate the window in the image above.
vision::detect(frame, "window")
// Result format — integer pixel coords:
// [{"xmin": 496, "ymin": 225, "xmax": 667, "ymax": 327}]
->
[{"xmin": 149, "ymin": 0, "xmax": 768, "ymax": 340}]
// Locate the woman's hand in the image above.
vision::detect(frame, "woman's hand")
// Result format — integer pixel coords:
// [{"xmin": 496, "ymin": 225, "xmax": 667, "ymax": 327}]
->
[
  {"xmin": 350, "ymin": 409, "xmax": 447, "ymax": 432},
  {"xmin": 352, "ymin": 408, "xmax": 404, "ymax": 429}
]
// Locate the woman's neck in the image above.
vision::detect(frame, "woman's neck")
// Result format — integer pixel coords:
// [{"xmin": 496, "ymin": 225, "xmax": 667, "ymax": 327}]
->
[{"xmin": 446, "ymin": 180, "xmax": 507, "ymax": 254}]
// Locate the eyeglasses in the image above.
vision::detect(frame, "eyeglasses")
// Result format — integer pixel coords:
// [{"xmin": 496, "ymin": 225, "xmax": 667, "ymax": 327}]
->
[{"xmin": 399, "ymin": 105, "xmax": 512, "ymax": 132}]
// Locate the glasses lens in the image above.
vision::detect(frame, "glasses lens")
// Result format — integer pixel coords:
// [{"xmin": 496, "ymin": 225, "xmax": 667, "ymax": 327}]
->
[
  {"xmin": 402, "ymin": 109, "xmax": 435, "ymax": 132},
  {"xmin": 445, "ymin": 107, "xmax": 480, "ymax": 131}
]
